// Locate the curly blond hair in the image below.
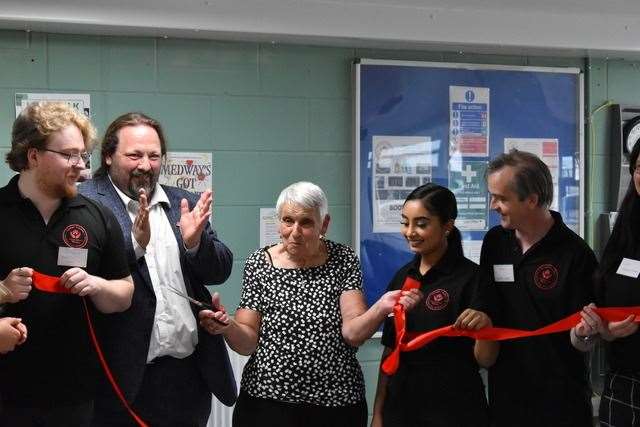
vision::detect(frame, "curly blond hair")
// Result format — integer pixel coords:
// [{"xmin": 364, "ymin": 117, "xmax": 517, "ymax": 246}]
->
[{"xmin": 6, "ymin": 101, "xmax": 97, "ymax": 171}]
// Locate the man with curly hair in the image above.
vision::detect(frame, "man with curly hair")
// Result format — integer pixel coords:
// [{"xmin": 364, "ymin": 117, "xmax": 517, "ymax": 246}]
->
[{"xmin": 0, "ymin": 102, "xmax": 133, "ymax": 426}]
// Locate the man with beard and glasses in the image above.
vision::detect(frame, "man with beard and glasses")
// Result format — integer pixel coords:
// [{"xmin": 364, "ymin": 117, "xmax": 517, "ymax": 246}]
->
[
  {"xmin": 0, "ymin": 102, "xmax": 134, "ymax": 426},
  {"xmin": 79, "ymin": 112, "xmax": 236, "ymax": 427}
]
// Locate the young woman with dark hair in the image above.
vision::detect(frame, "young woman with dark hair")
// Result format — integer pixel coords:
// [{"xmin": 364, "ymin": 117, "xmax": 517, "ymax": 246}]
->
[
  {"xmin": 578, "ymin": 141, "xmax": 640, "ymax": 426},
  {"xmin": 371, "ymin": 183, "xmax": 498, "ymax": 427}
]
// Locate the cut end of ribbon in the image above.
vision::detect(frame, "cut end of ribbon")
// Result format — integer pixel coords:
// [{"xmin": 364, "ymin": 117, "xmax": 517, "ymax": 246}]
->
[{"xmin": 32, "ymin": 271, "xmax": 71, "ymax": 294}]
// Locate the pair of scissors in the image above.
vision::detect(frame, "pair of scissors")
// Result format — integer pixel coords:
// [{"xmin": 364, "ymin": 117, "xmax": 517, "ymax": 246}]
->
[{"xmin": 166, "ymin": 284, "xmax": 229, "ymax": 326}]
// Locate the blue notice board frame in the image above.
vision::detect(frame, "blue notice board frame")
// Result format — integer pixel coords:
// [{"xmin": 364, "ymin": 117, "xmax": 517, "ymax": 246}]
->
[{"xmin": 354, "ymin": 59, "xmax": 584, "ymax": 308}]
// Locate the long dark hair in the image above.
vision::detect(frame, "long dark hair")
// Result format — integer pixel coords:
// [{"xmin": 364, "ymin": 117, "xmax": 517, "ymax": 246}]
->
[
  {"xmin": 598, "ymin": 141, "xmax": 640, "ymax": 287},
  {"xmin": 403, "ymin": 183, "xmax": 463, "ymax": 257}
]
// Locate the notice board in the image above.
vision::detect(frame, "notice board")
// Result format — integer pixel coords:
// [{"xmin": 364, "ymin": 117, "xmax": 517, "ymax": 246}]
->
[{"xmin": 354, "ymin": 59, "xmax": 584, "ymax": 307}]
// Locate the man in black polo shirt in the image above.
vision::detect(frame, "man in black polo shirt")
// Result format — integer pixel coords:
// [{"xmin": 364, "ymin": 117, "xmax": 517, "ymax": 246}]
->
[
  {"xmin": 481, "ymin": 149, "xmax": 596, "ymax": 427},
  {"xmin": 0, "ymin": 102, "xmax": 134, "ymax": 426}
]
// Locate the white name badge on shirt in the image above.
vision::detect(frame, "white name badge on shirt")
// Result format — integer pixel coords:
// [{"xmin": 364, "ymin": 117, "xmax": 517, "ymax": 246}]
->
[
  {"xmin": 616, "ymin": 258, "xmax": 640, "ymax": 279},
  {"xmin": 57, "ymin": 247, "xmax": 88, "ymax": 268},
  {"xmin": 493, "ymin": 264, "xmax": 515, "ymax": 283}
]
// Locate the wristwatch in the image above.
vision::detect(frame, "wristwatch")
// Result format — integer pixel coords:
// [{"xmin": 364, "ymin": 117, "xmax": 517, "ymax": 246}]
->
[
  {"xmin": 573, "ymin": 329, "xmax": 594, "ymax": 343},
  {"xmin": 578, "ymin": 334, "xmax": 593, "ymax": 343}
]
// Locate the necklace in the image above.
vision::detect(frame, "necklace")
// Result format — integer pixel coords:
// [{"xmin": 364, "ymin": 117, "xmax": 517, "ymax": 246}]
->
[{"xmin": 280, "ymin": 240, "xmax": 327, "ymax": 269}]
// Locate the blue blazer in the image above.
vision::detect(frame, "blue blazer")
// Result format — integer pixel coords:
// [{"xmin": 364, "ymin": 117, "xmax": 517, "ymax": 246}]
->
[{"xmin": 79, "ymin": 175, "xmax": 237, "ymax": 407}]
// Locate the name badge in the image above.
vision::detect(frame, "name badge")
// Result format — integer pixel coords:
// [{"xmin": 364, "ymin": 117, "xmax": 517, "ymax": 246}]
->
[
  {"xmin": 493, "ymin": 264, "xmax": 515, "ymax": 283},
  {"xmin": 616, "ymin": 258, "xmax": 640, "ymax": 279},
  {"xmin": 58, "ymin": 247, "xmax": 88, "ymax": 268}
]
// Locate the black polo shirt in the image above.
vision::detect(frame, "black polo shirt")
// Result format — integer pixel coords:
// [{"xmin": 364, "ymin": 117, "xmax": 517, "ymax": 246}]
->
[
  {"xmin": 598, "ymin": 248, "xmax": 640, "ymax": 373},
  {"xmin": 381, "ymin": 245, "xmax": 491, "ymax": 398},
  {"xmin": 481, "ymin": 210, "xmax": 596, "ymax": 426},
  {"xmin": 0, "ymin": 175, "xmax": 130, "ymax": 407}
]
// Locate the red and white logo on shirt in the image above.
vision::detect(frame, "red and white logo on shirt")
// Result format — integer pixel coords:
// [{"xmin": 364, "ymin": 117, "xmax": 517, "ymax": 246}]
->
[
  {"xmin": 534, "ymin": 264, "xmax": 559, "ymax": 290},
  {"xmin": 425, "ymin": 289, "xmax": 449, "ymax": 311},
  {"xmin": 62, "ymin": 224, "xmax": 88, "ymax": 248}
]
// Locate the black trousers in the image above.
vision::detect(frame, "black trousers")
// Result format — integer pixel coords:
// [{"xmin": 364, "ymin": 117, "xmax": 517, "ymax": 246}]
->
[
  {"xmin": 0, "ymin": 400, "xmax": 94, "ymax": 427},
  {"xmin": 92, "ymin": 353, "xmax": 211, "ymax": 427},
  {"xmin": 232, "ymin": 389, "xmax": 367, "ymax": 427},
  {"xmin": 600, "ymin": 371, "xmax": 640, "ymax": 427},
  {"xmin": 490, "ymin": 382, "xmax": 592, "ymax": 427},
  {"xmin": 382, "ymin": 367, "xmax": 489, "ymax": 427}
]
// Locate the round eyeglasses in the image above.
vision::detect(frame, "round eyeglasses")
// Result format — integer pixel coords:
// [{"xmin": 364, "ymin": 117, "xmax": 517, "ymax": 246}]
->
[{"xmin": 40, "ymin": 149, "xmax": 90, "ymax": 166}]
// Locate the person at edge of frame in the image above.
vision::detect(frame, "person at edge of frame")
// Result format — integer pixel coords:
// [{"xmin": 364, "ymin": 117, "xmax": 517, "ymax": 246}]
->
[
  {"xmin": 0, "ymin": 101, "xmax": 134, "ymax": 427},
  {"xmin": 577, "ymin": 140, "xmax": 640, "ymax": 426}
]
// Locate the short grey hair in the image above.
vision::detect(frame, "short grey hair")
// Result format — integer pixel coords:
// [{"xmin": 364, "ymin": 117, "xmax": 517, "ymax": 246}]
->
[
  {"xmin": 276, "ymin": 181, "xmax": 329, "ymax": 220},
  {"xmin": 486, "ymin": 149, "xmax": 553, "ymax": 208}
]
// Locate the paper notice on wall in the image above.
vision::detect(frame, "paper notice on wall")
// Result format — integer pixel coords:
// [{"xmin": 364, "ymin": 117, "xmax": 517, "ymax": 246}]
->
[
  {"xmin": 15, "ymin": 93, "xmax": 91, "ymax": 118},
  {"xmin": 462, "ymin": 240, "xmax": 483, "ymax": 265},
  {"xmin": 159, "ymin": 152, "xmax": 212, "ymax": 195},
  {"xmin": 449, "ymin": 86, "xmax": 489, "ymax": 157},
  {"xmin": 15, "ymin": 93, "xmax": 93, "ymax": 180},
  {"xmin": 372, "ymin": 135, "xmax": 435, "ymax": 233},
  {"xmin": 449, "ymin": 160, "xmax": 489, "ymax": 231},
  {"xmin": 259, "ymin": 208, "xmax": 280, "ymax": 248},
  {"xmin": 504, "ymin": 138, "xmax": 559, "ymax": 210}
]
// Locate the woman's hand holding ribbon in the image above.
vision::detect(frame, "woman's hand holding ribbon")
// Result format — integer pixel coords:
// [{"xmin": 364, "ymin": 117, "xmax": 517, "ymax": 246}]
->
[
  {"xmin": 454, "ymin": 309, "xmax": 492, "ymax": 330},
  {"xmin": 578, "ymin": 303, "xmax": 640, "ymax": 341},
  {"xmin": 376, "ymin": 288, "xmax": 423, "ymax": 316}
]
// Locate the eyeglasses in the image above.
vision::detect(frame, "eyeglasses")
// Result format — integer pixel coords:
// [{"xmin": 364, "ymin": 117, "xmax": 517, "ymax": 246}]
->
[{"xmin": 41, "ymin": 149, "xmax": 90, "ymax": 166}]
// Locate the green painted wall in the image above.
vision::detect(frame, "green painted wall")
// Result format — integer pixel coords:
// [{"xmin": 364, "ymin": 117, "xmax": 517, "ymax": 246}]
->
[{"xmin": 4, "ymin": 28, "xmax": 636, "ymax": 416}]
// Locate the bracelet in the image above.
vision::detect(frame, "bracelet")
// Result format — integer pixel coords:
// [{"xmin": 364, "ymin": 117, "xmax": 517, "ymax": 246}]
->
[
  {"xmin": 0, "ymin": 281, "xmax": 10, "ymax": 303},
  {"xmin": 572, "ymin": 328, "xmax": 596, "ymax": 343},
  {"xmin": 578, "ymin": 334, "xmax": 593, "ymax": 343}
]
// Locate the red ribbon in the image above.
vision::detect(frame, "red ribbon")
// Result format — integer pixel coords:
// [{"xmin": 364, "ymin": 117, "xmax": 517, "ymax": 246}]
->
[
  {"xmin": 32, "ymin": 271, "xmax": 72, "ymax": 294},
  {"xmin": 383, "ymin": 277, "xmax": 421, "ymax": 374},
  {"xmin": 32, "ymin": 271, "xmax": 148, "ymax": 427},
  {"xmin": 382, "ymin": 305, "xmax": 640, "ymax": 375}
]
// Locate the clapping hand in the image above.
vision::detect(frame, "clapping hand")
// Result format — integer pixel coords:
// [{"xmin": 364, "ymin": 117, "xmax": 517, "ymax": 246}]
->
[
  {"xmin": 180, "ymin": 190, "xmax": 213, "ymax": 250},
  {"xmin": 132, "ymin": 188, "xmax": 150, "ymax": 249}
]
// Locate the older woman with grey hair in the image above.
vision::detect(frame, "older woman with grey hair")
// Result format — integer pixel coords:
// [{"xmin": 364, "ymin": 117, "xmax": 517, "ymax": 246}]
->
[{"xmin": 199, "ymin": 181, "xmax": 421, "ymax": 427}]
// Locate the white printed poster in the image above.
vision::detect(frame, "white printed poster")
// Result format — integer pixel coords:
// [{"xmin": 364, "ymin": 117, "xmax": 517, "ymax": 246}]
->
[
  {"xmin": 259, "ymin": 208, "xmax": 280, "ymax": 248},
  {"xmin": 449, "ymin": 86, "xmax": 490, "ymax": 157},
  {"xmin": 372, "ymin": 136, "xmax": 435, "ymax": 233},
  {"xmin": 462, "ymin": 240, "xmax": 483, "ymax": 265},
  {"xmin": 449, "ymin": 160, "xmax": 489, "ymax": 231},
  {"xmin": 504, "ymin": 138, "xmax": 559, "ymax": 210},
  {"xmin": 159, "ymin": 152, "xmax": 212, "ymax": 195},
  {"xmin": 15, "ymin": 93, "xmax": 91, "ymax": 118},
  {"xmin": 15, "ymin": 93, "xmax": 93, "ymax": 180}
]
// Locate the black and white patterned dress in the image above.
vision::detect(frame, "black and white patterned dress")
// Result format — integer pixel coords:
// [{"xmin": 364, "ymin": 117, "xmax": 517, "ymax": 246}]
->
[{"xmin": 237, "ymin": 239, "xmax": 366, "ymax": 407}]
